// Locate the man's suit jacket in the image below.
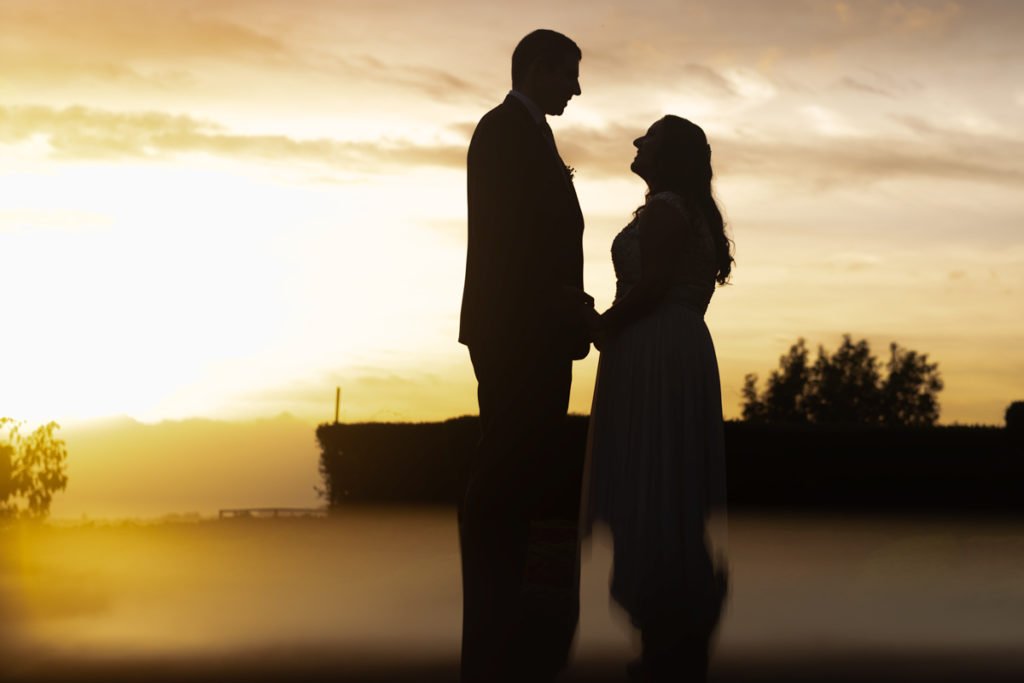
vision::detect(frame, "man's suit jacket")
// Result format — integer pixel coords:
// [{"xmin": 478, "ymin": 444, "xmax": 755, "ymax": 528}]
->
[{"xmin": 459, "ymin": 94, "xmax": 586, "ymax": 358}]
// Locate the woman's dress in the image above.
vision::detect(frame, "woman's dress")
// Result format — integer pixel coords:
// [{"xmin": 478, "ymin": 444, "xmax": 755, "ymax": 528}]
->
[{"xmin": 583, "ymin": 190, "xmax": 728, "ymax": 631}]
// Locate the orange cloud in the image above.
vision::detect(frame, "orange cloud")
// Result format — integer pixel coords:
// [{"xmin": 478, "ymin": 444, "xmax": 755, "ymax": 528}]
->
[
  {"xmin": 882, "ymin": 1, "xmax": 962, "ymax": 33},
  {"xmin": 0, "ymin": 0, "xmax": 291, "ymax": 88},
  {"xmin": 0, "ymin": 0, "xmax": 287, "ymax": 60},
  {"xmin": 0, "ymin": 0, "xmax": 491, "ymax": 104},
  {"xmin": 6, "ymin": 102, "xmax": 1021, "ymax": 190},
  {"xmin": 0, "ymin": 105, "xmax": 465, "ymax": 171},
  {"xmin": 556, "ymin": 119, "xmax": 1024, "ymax": 188},
  {"xmin": 836, "ymin": 76, "xmax": 894, "ymax": 97}
]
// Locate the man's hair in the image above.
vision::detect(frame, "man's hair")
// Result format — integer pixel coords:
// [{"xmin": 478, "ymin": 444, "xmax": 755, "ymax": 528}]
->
[{"xmin": 511, "ymin": 29, "xmax": 581, "ymax": 87}]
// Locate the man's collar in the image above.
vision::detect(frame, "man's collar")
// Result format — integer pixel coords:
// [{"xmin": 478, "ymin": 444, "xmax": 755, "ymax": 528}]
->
[{"xmin": 508, "ymin": 89, "xmax": 545, "ymax": 125}]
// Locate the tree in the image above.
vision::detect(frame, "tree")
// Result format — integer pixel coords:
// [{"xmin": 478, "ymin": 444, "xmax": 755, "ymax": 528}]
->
[
  {"xmin": 0, "ymin": 418, "xmax": 69, "ymax": 519},
  {"xmin": 742, "ymin": 335, "xmax": 943, "ymax": 427},
  {"xmin": 880, "ymin": 343, "xmax": 943, "ymax": 427},
  {"xmin": 741, "ymin": 338, "xmax": 811, "ymax": 424},
  {"xmin": 804, "ymin": 336, "xmax": 883, "ymax": 425},
  {"xmin": 1006, "ymin": 402, "xmax": 1024, "ymax": 433}
]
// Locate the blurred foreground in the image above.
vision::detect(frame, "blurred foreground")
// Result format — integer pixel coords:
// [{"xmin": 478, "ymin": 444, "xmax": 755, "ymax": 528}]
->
[{"xmin": 2, "ymin": 509, "xmax": 1024, "ymax": 682}]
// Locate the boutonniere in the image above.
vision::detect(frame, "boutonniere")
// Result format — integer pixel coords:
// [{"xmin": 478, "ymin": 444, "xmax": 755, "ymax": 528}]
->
[{"xmin": 564, "ymin": 164, "xmax": 576, "ymax": 181}]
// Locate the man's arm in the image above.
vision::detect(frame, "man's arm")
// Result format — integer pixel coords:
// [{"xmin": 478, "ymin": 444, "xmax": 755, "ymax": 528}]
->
[{"xmin": 467, "ymin": 112, "xmax": 551, "ymax": 321}]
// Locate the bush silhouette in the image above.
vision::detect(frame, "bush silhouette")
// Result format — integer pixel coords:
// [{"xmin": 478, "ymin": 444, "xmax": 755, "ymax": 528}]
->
[{"xmin": 316, "ymin": 418, "xmax": 1021, "ymax": 513}]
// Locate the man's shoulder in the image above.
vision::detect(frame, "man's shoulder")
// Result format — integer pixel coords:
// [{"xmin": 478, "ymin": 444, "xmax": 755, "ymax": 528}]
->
[{"xmin": 473, "ymin": 96, "xmax": 532, "ymax": 140}]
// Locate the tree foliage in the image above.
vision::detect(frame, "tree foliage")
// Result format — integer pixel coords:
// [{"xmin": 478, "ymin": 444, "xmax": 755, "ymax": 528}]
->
[
  {"xmin": 1007, "ymin": 402, "xmax": 1024, "ymax": 432},
  {"xmin": 0, "ymin": 418, "xmax": 69, "ymax": 519},
  {"xmin": 742, "ymin": 335, "xmax": 943, "ymax": 427}
]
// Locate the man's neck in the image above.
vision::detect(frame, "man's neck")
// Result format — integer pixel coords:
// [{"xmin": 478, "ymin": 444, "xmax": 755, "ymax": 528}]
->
[{"xmin": 509, "ymin": 89, "xmax": 545, "ymax": 125}]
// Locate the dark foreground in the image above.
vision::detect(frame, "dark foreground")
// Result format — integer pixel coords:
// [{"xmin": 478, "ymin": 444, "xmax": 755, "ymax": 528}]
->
[
  {"xmin": 6, "ymin": 647, "xmax": 1024, "ymax": 683},
  {"xmin": 3, "ymin": 510, "xmax": 1023, "ymax": 683}
]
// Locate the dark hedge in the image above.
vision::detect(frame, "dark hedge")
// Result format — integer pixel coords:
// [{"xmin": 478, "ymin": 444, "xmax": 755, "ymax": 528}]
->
[{"xmin": 316, "ymin": 418, "xmax": 1023, "ymax": 514}]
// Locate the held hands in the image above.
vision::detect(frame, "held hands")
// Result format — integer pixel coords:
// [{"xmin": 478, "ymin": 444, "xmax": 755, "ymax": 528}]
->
[
  {"xmin": 553, "ymin": 284, "xmax": 594, "ymax": 311},
  {"xmin": 584, "ymin": 306, "xmax": 609, "ymax": 351},
  {"xmin": 561, "ymin": 286, "xmax": 608, "ymax": 352},
  {"xmin": 551, "ymin": 285, "xmax": 611, "ymax": 355}
]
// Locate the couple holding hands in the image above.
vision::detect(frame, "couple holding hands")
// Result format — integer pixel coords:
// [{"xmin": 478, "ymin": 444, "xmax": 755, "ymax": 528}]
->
[{"xmin": 458, "ymin": 29, "xmax": 733, "ymax": 683}]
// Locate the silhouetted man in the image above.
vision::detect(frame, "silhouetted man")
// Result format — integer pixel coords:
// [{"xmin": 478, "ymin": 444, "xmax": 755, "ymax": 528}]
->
[{"xmin": 458, "ymin": 29, "xmax": 591, "ymax": 683}]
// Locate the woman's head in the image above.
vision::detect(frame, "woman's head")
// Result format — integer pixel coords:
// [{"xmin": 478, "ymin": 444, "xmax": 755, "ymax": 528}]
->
[
  {"xmin": 630, "ymin": 115, "xmax": 711, "ymax": 196},
  {"xmin": 632, "ymin": 115, "xmax": 733, "ymax": 285}
]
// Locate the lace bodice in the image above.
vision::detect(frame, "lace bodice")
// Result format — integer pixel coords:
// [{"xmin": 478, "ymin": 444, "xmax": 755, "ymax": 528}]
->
[{"xmin": 611, "ymin": 191, "xmax": 717, "ymax": 311}]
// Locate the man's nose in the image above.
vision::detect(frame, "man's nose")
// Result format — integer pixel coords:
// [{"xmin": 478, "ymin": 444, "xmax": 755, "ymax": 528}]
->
[
  {"xmin": 633, "ymin": 137, "xmax": 642, "ymax": 148},
  {"xmin": 573, "ymin": 80, "xmax": 581, "ymax": 96}
]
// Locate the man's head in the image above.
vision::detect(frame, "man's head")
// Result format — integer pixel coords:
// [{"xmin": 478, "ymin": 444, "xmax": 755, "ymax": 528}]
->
[{"xmin": 511, "ymin": 29, "xmax": 581, "ymax": 116}]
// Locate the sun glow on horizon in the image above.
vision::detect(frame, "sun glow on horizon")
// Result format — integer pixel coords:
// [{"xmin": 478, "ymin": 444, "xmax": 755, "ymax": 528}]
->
[{"xmin": 2, "ymin": 0, "xmax": 1023, "ymax": 431}]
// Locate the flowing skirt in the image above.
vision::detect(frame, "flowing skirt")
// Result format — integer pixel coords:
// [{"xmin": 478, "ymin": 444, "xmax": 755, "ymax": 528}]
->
[{"xmin": 583, "ymin": 301, "xmax": 728, "ymax": 630}]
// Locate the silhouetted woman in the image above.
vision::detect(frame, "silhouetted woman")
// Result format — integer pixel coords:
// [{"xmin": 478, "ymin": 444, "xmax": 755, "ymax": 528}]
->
[{"xmin": 583, "ymin": 115, "xmax": 732, "ymax": 682}]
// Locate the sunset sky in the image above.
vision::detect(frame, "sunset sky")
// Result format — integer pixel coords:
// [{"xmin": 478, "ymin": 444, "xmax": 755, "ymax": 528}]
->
[{"xmin": 3, "ymin": 0, "xmax": 1023, "ymax": 434}]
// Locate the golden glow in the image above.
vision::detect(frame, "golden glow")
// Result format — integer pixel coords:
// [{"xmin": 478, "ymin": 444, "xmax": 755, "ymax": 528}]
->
[
  {"xmin": 3, "ymin": 0, "xmax": 1023, "ymax": 450},
  {"xmin": 4, "ymin": 513, "xmax": 1024, "ymax": 665}
]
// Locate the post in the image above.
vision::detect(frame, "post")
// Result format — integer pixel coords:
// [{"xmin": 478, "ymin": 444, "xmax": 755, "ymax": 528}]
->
[{"xmin": 334, "ymin": 387, "xmax": 341, "ymax": 424}]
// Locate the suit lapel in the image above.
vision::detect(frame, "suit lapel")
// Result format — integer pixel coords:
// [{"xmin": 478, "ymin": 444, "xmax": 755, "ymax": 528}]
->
[{"xmin": 504, "ymin": 95, "xmax": 578, "ymax": 201}]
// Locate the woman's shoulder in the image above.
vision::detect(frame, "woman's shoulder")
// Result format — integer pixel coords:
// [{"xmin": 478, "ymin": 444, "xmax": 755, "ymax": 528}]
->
[
  {"xmin": 642, "ymin": 192, "xmax": 714, "ymax": 250},
  {"xmin": 639, "ymin": 192, "xmax": 694, "ymax": 234},
  {"xmin": 646, "ymin": 190, "xmax": 689, "ymax": 215},
  {"xmin": 650, "ymin": 191, "xmax": 715, "ymax": 228}
]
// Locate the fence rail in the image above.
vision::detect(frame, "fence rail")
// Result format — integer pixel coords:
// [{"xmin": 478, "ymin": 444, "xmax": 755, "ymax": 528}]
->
[{"xmin": 218, "ymin": 507, "xmax": 327, "ymax": 519}]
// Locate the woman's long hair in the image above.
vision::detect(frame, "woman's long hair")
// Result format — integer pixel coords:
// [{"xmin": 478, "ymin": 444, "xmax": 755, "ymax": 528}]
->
[{"xmin": 639, "ymin": 115, "xmax": 734, "ymax": 285}]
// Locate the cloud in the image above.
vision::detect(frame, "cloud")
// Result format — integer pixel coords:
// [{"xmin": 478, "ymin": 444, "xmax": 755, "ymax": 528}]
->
[
  {"xmin": 881, "ymin": 1, "xmax": 963, "ymax": 33},
  {"xmin": 0, "ymin": 105, "xmax": 465, "ymax": 171},
  {"xmin": 9, "ymin": 100, "xmax": 1020, "ymax": 191},
  {"xmin": 0, "ymin": 0, "xmax": 291, "ymax": 87},
  {"xmin": 715, "ymin": 135, "xmax": 1024, "ymax": 188},
  {"xmin": 576, "ymin": 0, "xmax": 996, "ymax": 68},
  {"xmin": 837, "ymin": 76, "xmax": 893, "ymax": 97},
  {"xmin": 829, "ymin": 253, "xmax": 883, "ymax": 271},
  {"xmin": 0, "ymin": 58, "xmax": 197, "ymax": 90},
  {"xmin": 722, "ymin": 69, "xmax": 779, "ymax": 103},
  {"xmin": 892, "ymin": 112, "xmax": 1021, "ymax": 143},
  {"xmin": 800, "ymin": 105, "xmax": 863, "ymax": 137},
  {"xmin": 675, "ymin": 64, "xmax": 740, "ymax": 98},
  {"xmin": 0, "ymin": 0, "xmax": 490, "ymax": 106},
  {"xmin": 552, "ymin": 116, "xmax": 1024, "ymax": 189},
  {"xmin": 0, "ymin": 1, "xmax": 289, "ymax": 59},
  {"xmin": 348, "ymin": 54, "xmax": 493, "ymax": 103}
]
